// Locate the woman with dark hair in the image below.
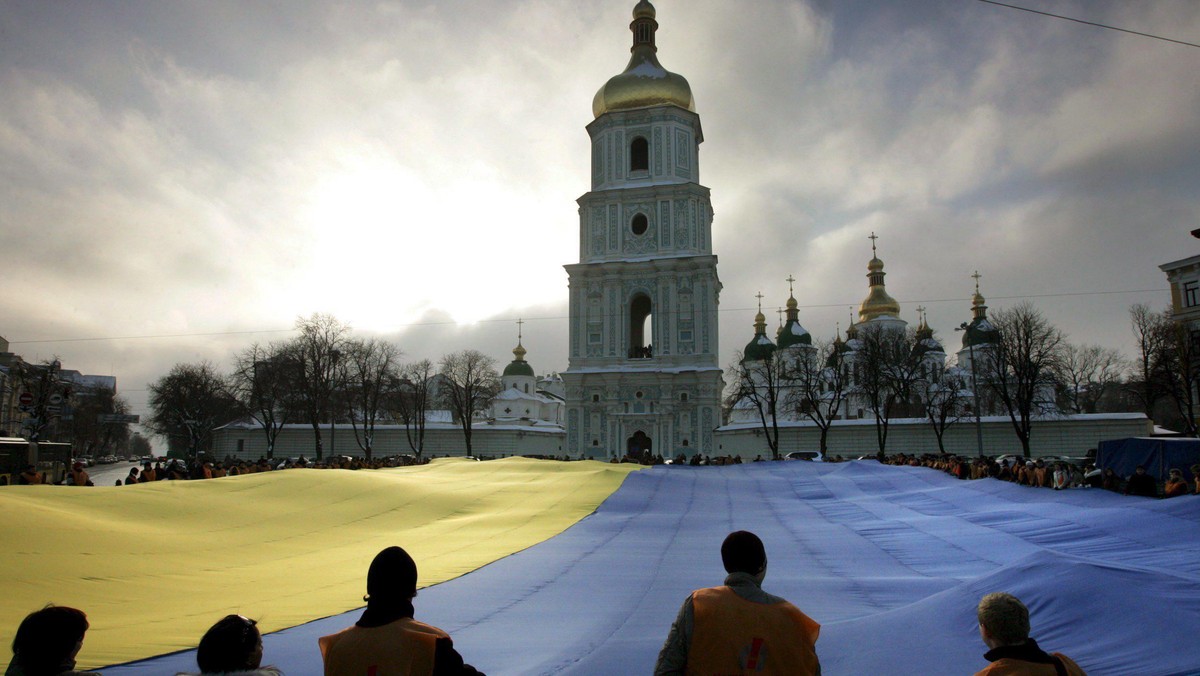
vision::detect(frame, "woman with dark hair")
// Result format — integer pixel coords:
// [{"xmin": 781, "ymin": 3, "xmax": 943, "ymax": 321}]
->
[
  {"xmin": 6, "ymin": 605, "xmax": 99, "ymax": 676},
  {"xmin": 176, "ymin": 615, "xmax": 280, "ymax": 676},
  {"xmin": 318, "ymin": 546, "xmax": 483, "ymax": 676}
]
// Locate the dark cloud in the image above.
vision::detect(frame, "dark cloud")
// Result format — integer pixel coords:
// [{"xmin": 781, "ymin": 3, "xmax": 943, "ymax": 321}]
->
[{"xmin": 0, "ymin": 0, "xmax": 1196, "ymax": 432}]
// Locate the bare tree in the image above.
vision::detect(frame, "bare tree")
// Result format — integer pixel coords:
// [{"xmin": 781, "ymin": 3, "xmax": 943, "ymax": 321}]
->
[
  {"xmin": 784, "ymin": 340, "xmax": 847, "ymax": 455},
  {"xmin": 147, "ymin": 362, "xmax": 242, "ymax": 459},
  {"xmin": 439, "ymin": 350, "xmax": 500, "ymax": 457},
  {"xmin": 980, "ymin": 302, "xmax": 1065, "ymax": 457},
  {"xmin": 8, "ymin": 357, "xmax": 68, "ymax": 442},
  {"xmin": 728, "ymin": 349, "xmax": 787, "ymax": 459},
  {"xmin": 1158, "ymin": 321, "xmax": 1199, "ymax": 436},
  {"xmin": 916, "ymin": 370, "xmax": 967, "ymax": 454},
  {"xmin": 340, "ymin": 337, "xmax": 402, "ymax": 460},
  {"xmin": 1125, "ymin": 304, "xmax": 1198, "ymax": 434},
  {"xmin": 66, "ymin": 386, "xmax": 132, "ymax": 457},
  {"xmin": 853, "ymin": 325, "xmax": 925, "ymax": 454},
  {"xmin": 229, "ymin": 341, "xmax": 297, "ymax": 460},
  {"xmin": 128, "ymin": 432, "xmax": 152, "ymax": 458},
  {"xmin": 1057, "ymin": 343, "xmax": 1128, "ymax": 414},
  {"xmin": 290, "ymin": 314, "xmax": 350, "ymax": 460},
  {"xmin": 391, "ymin": 359, "xmax": 435, "ymax": 458},
  {"xmin": 1127, "ymin": 303, "xmax": 1169, "ymax": 419}
]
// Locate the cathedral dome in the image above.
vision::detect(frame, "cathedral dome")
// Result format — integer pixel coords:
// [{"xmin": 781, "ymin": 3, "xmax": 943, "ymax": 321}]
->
[
  {"xmin": 777, "ymin": 291, "xmax": 811, "ymax": 348},
  {"xmin": 743, "ymin": 309, "xmax": 776, "ymax": 362},
  {"xmin": 503, "ymin": 339, "xmax": 535, "ymax": 377},
  {"xmin": 592, "ymin": 2, "xmax": 696, "ymax": 118},
  {"xmin": 961, "ymin": 277, "xmax": 997, "ymax": 348},
  {"xmin": 858, "ymin": 237, "xmax": 901, "ymax": 323}
]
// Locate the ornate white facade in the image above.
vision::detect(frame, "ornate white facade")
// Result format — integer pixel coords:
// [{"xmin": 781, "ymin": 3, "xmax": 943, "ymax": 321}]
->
[{"xmin": 563, "ymin": 2, "xmax": 723, "ymax": 460}]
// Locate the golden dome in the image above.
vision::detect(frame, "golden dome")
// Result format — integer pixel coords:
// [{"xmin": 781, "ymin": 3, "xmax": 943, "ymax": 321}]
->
[
  {"xmin": 513, "ymin": 341, "xmax": 527, "ymax": 361},
  {"xmin": 859, "ymin": 287, "xmax": 902, "ymax": 322},
  {"xmin": 633, "ymin": 0, "xmax": 655, "ymax": 19},
  {"xmin": 592, "ymin": 2, "xmax": 695, "ymax": 118}
]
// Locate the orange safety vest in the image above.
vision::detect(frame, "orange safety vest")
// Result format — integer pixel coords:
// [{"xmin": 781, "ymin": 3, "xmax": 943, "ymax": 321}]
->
[
  {"xmin": 318, "ymin": 617, "xmax": 446, "ymax": 676},
  {"xmin": 688, "ymin": 586, "xmax": 820, "ymax": 676},
  {"xmin": 72, "ymin": 469, "xmax": 89, "ymax": 486},
  {"xmin": 20, "ymin": 470, "xmax": 43, "ymax": 485},
  {"xmin": 975, "ymin": 652, "xmax": 1087, "ymax": 676}
]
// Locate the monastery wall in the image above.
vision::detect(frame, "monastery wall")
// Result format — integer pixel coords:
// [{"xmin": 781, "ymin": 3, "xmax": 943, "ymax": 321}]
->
[{"xmin": 715, "ymin": 414, "xmax": 1153, "ymax": 459}]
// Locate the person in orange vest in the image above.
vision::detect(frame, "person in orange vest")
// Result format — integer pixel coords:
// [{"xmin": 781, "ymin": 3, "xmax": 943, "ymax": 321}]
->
[
  {"xmin": 18, "ymin": 465, "xmax": 44, "ymax": 485},
  {"xmin": 1162, "ymin": 468, "xmax": 1188, "ymax": 498},
  {"xmin": 975, "ymin": 592, "xmax": 1085, "ymax": 675},
  {"xmin": 318, "ymin": 546, "xmax": 483, "ymax": 676},
  {"xmin": 139, "ymin": 462, "xmax": 157, "ymax": 482},
  {"xmin": 654, "ymin": 530, "xmax": 821, "ymax": 675},
  {"xmin": 70, "ymin": 463, "xmax": 92, "ymax": 487}
]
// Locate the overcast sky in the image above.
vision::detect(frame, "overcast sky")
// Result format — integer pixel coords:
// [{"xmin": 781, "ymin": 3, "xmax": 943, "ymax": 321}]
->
[{"xmin": 2, "ymin": 0, "xmax": 1197, "ymax": 431}]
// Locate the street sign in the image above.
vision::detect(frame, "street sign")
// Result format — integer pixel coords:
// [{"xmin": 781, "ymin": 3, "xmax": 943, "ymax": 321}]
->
[
  {"xmin": 18, "ymin": 392, "xmax": 33, "ymax": 406},
  {"xmin": 48, "ymin": 393, "xmax": 64, "ymax": 405},
  {"xmin": 98, "ymin": 414, "xmax": 141, "ymax": 424}
]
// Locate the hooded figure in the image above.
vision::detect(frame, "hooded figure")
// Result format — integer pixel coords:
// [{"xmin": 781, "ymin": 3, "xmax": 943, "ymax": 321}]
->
[{"xmin": 318, "ymin": 546, "xmax": 484, "ymax": 676}]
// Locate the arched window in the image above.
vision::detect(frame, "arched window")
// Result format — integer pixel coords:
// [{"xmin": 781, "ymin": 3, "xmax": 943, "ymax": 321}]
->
[
  {"xmin": 631, "ymin": 213, "xmax": 648, "ymax": 236},
  {"xmin": 630, "ymin": 137, "xmax": 649, "ymax": 173},
  {"xmin": 630, "ymin": 294, "xmax": 652, "ymax": 358}
]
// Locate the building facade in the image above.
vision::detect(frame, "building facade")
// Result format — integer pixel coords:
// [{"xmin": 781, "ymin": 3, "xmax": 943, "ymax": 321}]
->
[{"xmin": 562, "ymin": 1, "xmax": 723, "ymax": 460}]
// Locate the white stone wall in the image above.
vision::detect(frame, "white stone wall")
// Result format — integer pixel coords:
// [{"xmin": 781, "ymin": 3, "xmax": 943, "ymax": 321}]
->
[
  {"xmin": 714, "ymin": 413, "xmax": 1152, "ymax": 459},
  {"xmin": 212, "ymin": 423, "xmax": 566, "ymax": 460}
]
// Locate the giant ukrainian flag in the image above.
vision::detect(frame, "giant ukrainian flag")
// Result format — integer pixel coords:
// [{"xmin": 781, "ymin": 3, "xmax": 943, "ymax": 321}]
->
[{"xmin": 0, "ymin": 458, "xmax": 639, "ymax": 668}]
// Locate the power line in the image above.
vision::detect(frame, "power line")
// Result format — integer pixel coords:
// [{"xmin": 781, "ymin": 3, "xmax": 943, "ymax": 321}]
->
[
  {"xmin": 975, "ymin": 0, "xmax": 1200, "ymax": 49},
  {"xmin": 7, "ymin": 287, "xmax": 1166, "ymax": 346}
]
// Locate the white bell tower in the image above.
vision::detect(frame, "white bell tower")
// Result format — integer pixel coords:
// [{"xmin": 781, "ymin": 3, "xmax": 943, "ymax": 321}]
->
[{"xmin": 563, "ymin": 0, "xmax": 723, "ymax": 460}]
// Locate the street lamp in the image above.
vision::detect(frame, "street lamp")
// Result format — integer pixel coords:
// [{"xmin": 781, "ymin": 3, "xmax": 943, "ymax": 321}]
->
[{"xmin": 955, "ymin": 322, "xmax": 985, "ymax": 458}]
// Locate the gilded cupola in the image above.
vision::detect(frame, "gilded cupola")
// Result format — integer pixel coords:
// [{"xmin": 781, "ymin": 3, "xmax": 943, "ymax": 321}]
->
[
  {"xmin": 858, "ymin": 232, "xmax": 902, "ymax": 323},
  {"xmin": 592, "ymin": 1, "xmax": 696, "ymax": 118}
]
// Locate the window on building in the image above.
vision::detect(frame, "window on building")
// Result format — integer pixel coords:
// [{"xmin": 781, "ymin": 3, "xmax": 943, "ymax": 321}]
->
[
  {"xmin": 630, "ymin": 137, "xmax": 649, "ymax": 172},
  {"xmin": 593, "ymin": 439, "xmax": 599, "ymax": 447},
  {"xmin": 631, "ymin": 213, "xmax": 648, "ymax": 236},
  {"xmin": 680, "ymin": 392, "xmax": 688, "ymax": 402},
  {"xmin": 592, "ymin": 394, "xmax": 600, "ymax": 403},
  {"xmin": 1185, "ymin": 280, "xmax": 1199, "ymax": 308}
]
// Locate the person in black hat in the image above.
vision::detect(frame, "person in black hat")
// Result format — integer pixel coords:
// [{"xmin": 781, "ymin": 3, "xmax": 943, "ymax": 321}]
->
[{"xmin": 318, "ymin": 546, "xmax": 483, "ymax": 676}]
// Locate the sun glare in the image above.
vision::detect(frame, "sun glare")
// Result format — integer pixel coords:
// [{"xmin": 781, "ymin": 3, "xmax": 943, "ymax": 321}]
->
[{"xmin": 290, "ymin": 152, "xmax": 564, "ymax": 332}]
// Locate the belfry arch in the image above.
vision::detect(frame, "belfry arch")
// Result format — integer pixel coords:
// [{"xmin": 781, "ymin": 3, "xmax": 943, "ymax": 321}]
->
[{"xmin": 630, "ymin": 293, "xmax": 652, "ymax": 358}]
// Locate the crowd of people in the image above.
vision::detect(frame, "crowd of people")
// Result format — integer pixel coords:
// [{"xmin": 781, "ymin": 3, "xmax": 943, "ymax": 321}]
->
[
  {"xmin": 7, "ymin": 537, "xmax": 1086, "ymax": 676},
  {"xmin": 12, "ymin": 454, "xmax": 435, "ymax": 488},
  {"xmin": 882, "ymin": 452, "xmax": 1200, "ymax": 498}
]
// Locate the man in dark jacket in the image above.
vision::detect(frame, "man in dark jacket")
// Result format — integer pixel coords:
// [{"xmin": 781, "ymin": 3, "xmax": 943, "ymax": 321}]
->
[{"xmin": 1124, "ymin": 465, "xmax": 1158, "ymax": 497}]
